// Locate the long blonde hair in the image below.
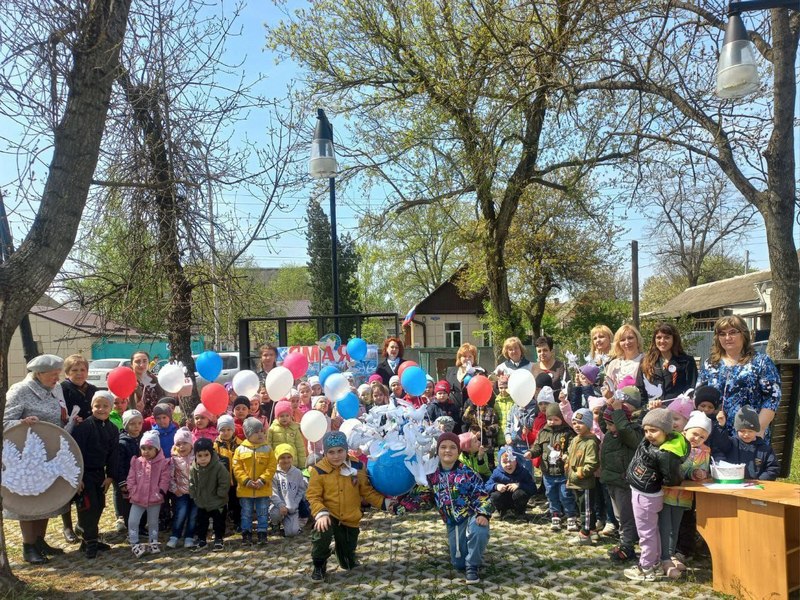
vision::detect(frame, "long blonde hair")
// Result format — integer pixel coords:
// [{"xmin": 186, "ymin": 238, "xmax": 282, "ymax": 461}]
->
[
  {"xmin": 612, "ymin": 324, "xmax": 644, "ymax": 358},
  {"xmin": 709, "ymin": 316, "xmax": 754, "ymax": 365},
  {"xmin": 589, "ymin": 325, "xmax": 614, "ymax": 360}
]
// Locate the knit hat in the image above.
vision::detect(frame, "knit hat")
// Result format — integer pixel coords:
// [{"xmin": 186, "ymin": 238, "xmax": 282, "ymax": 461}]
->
[
  {"xmin": 734, "ymin": 406, "xmax": 760, "ymax": 432},
  {"xmin": 308, "ymin": 376, "xmax": 321, "ymax": 387},
  {"xmin": 603, "ymin": 403, "xmax": 632, "ymax": 423},
  {"xmin": 193, "ymin": 437, "xmax": 214, "ymax": 455},
  {"xmin": 289, "ymin": 388, "xmax": 299, "ymax": 398},
  {"xmin": 588, "ymin": 396, "xmax": 606, "ymax": 412},
  {"xmin": 193, "ymin": 403, "xmax": 216, "ymax": 423},
  {"xmin": 545, "ymin": 403, "xmax": 564, "ymax": 421},
  {"xmin": 92, "ymin": 390, "xmax": 114, "ymax": 406},
  {"xmin": 667, "ymin": 395, "xmax": 694, "ymax": 420},
  {"xmin": 322, "ymin": 431, "xmax": 348, "ymax": 452},
  {"xmin": 274, "ymin": 443, "xmax": 296, "ymax": 461},
  {"xmin": 153, "ymin": 403, "xmax": 173, "ymax": 418},
  {"xmin": 233, "ymin": 395, "xmax": 250, "ymax": 410},
  {"xmin": 434, "ymin": 416, "xmax": 455, "ymax": 432},
  {"xmin": 458, "ymin": 432, "xmax": 476, "ymax": 451},
  {"xmin": 537, "ymin": 386, "xmax": 555, "ymax": 404},
  {"xmin": 579, "ymin": 364, "xmax": 600, "ymax": 385},
  {"xmin": 642, "ymin": 407, "xmax": 673, "ymax": 434},
  {"xmin": 217, "ymin": 414, "xmax": 235, "ymax": 431},
  {"xmin": 535, "ymin": 373, "xmax": 553, "ymax": 390},
  {"xmin": 573, "ymin": 408, "xmax": 593, "ymax": 429},
  {"xmin": 368, "ymin": 374, "xmax": 382, "ymax": 384},
  {"xmin": 174, "ymin": 426, "xmax": 192, "ymax": 446},
  {"xmin": 242, "ymin": 417, "xmax": 264, "ymax": 438},
  {"xmin": 140, "ymin": 430, "xmax": 160, "ymax": 450},
  {"xmin": 693, "ymin": 385, "xmax": 722, "ymax": 409},
  {"xmin": 122, "ymin": 409, "xmax": 143, "ymax": 429},
  {"xmin": 619, "ymin": 386, "xmax": 642, "ymax": 409},
  {"xmin": 357, "ymin": 384, "xmax": 371, "ymax": 396},
  {"xmin": 434, "ymin": 380, "xmax": 451, "ymax": 394},
  {"xmin": 436, "ymin": 431, "xmax": 460, "ymax": 452},
  {"xmin": 684, "ymin": 410, "xmax": 712, "ymax": 434},
  {"xmin": 274, "ymin": 400, "xmax": 292, "ymax": 418},
  {"xmin": 389, "ymin": 375, "xmax": 400, "ymax": 387}
]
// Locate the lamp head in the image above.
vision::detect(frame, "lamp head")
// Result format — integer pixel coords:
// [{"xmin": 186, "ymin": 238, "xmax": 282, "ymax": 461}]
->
[
  {"xmin": 715, "ymin": 13, "xmax": 759, "ymax": 99},
  {"xmin": 309, "ymin": 109, "xmax": 337, "ymax": 178}
]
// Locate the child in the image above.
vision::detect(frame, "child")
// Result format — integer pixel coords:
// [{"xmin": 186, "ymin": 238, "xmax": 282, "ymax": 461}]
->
[
  {"xmin": 71, "ymin": 393, "xmax": 119, "ymax": 558},
  {"xmin": 462, "ymin": 399, "xmax": 499, "ymax": 468},
  {"xmin": 434, "ymin": 415, "xmax": 456, "ymax": 433},
  {"xmin": 357, "ymin": 383, "xmax": 372, "ymax": 410},
  {"xmin": 152, "ymin": 402, "xmax": 178, "ymax": 457},
  {"xmin": 308, "ymin": 375, "xmax": 323, "ymax": 396},
  {"xmin": 623, "ymin": 408, "xmax": 688, "ymax": 582},
  {"xmin": 714, "ymin": 406, "xmax": 780, "ymax": 480},
  {"xmin": 693, "ymin": 386, "xmax": 726, "ymax": 451},
  {"xmin": 232, "ymin": 417, "xmax": 277, "ymax": 545},
  {"xmin": 270, "ymin": 443, "xmax": 308, "ymax": 537},
  {"xmin": 127, "ymin": 431, "xmax": 171, "ymax": 558},
  {"xmin": 192, "ymin": 404, "xmax": 218, "ymax": 443},
  {"xmin": 109, "ymin": 393, "xmax": 127, "ymax": 431},
  {"xmin": 389, "ymin": 375, "xmax": 404, "ymax": 402},
  {"xmin": 667, "ymin": 395, "xmax": 694, "ymax": 432},
  {"xmin": 565, "ymin": 408, "xmax": 600, "ymax": 545},
  {"xmin": 250, "ymin": 395, "xmax": 269, "ymax": 426},
  {"xmin": 530, "ymin": 403, "xmax": 577, "ymax": 531},
  {"xmin": 297, "ymin": 381, "xmax": 314, "ymax": 414},
  {"xmin": 232, "ymin": 396, "xmax": 250, "ymax": 441},
  {"xmin": 504, "ymin": 384, "xmax": 538, "ymax": 476},
  {"xmin": 427, "ymin": 381, "xmax": 461, "ymax": 430},
  {"xmin": 458, "ymin": 432, "xmax": 492, "ymax": 480},
  {"xmin": 307, "ymin": 403, "xmax": 333, "ymax": 465},
  {"xmin": 307, "ymin": 431, "xmax": 391, "ymax": 582},
  {"xmin": 426, "ymin": 432, "xmax": 492, "ymax": 584},
  {"xmin": 214, "ymin": 414, "xmax": 241, "ymax": 530},
  {"xmin": 492, "ymin": 374, "xmax": 514, "ymax": 449},
  {"xmin": 660, "ymin": 410, "xmax": 712, "ymax": 578},
  {"xmin": 168, "ymin": 427, "xmax": 197, "ymax": 548},
  {"xmin": 600, "ymin": 399, "xmax": 643, "ymax": 563},
  {"xmin": 189, "ymin": 437, "xmax": 229, "ymax": 552},
  {"xmin": 115, "ymin": 409, "xmax": 143, "ymax": 532},
  {"xmin": 423, "ymin": 376, "xmax": 435, "ymax": 402},
  {"xmin": 569, "ymin": 363, "xmax": 601, "ymax": 411},
  {"xmin": 267, "ymin": 400, "xmax": 308, "ymax": 466},
  {"xmin": 485, "ymin": 447, "xmax": 536, "ymax": 519}
]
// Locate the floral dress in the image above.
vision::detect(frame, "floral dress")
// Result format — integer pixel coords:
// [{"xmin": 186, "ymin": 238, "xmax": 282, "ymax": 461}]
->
[{"xmin": 698, "ymin": 353, "xmax": 781, "ymax": 442}]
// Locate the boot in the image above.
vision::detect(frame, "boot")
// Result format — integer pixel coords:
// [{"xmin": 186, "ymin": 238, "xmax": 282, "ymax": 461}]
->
[
  {"xmin": 241, "ymin": 531, "xmax": 252, "ymax": 546},
  {"xmin": 257, "ymin": 531, "xmax": 267, "ymax": 546},
  {"xmin": 80, "ymin": 540, "xmax": 110, "ymax": 553},
  {"xmin": 35, "ymin": 537, "xmax": 64, "ymax": 556},
  {"xmin": 311, "ymin": 560, "xmax": 327, "ymax": 583},
  {"xmin": 62, "ymin": 527, "xmax": 78, "ymax": 543},
  {"xmin": 83, "ymin": 540, "xmax": 98, "ymax": 559},
  {"xmin": 22, "ymin": 543, "xmax": 48, "ymax": 564}
]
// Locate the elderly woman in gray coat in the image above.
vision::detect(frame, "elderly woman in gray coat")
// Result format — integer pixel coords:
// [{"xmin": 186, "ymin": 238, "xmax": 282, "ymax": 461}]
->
[{"xmin": 3, "ymin": 354, "xmax": 70, "ymax": 564}]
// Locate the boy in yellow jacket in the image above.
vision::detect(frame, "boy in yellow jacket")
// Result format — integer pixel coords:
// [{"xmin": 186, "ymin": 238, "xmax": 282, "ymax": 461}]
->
[
  {"xmin": 308, "ymin": 431, "xmax": 392, "ymax": 582},
  {"xmin": 232, "ymin": 417, "xmax": 276, "ymax": 546}
]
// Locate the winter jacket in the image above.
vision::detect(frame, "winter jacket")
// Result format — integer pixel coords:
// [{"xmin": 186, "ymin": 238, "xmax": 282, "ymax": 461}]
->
[
  {"xmin": 152, "ymin": 421, "xmax": 178, "ymax": 458},
  {"xmin": 427, "ymin": 400, "xmax": 461, "ymax": 428},
  {"xmin": 665, "ymin": 444, "xmax": 711, "ymax": 507},
  {"xmin": 599, "ymin": 409, "xmax": 643, "ymax": 488},
  {"xmin": 565, "ymin": 434, "xmax": 600, "ymax": 490},
  {"xmin": 626, "ymin": 432, "xmax": 689, "ymax": 494},
  {"xmin": 170, "ymin": 449, "xmax": 193, "ymax": 496},
  {"xmin": 459, "ymin": 451, "xmax": 492, "ymax": 479},
  {"xmin": 505, "ymin": 401, "xmax": 537, "ymax": 446},
  {"xmin": 126, "ymin": 453, "xmax": 171, "ymax": 507},
  {"xmin": 61, "ymin": 379, "xmax": 98, "ymax": 420},
  {"xmin": 214, "ymin": 435, "xmax": 240, "ymax": 485},
  {"xmin": 192, "ymin": 425, "xmax": 218, "ymax": 444},
  {"xmin": 492, "ymin": 392, "xmax": 515, "ymax": 447},
  {"xmin": 530, "ymin": 423, "xmax": 576, "ymax": 477},
  {"xmin": 109, "ymin": 410, "xmax": 123, "ymax": 431},
  {"xmin": 426, "ymin": 461, "xmax": 493, "ymax": 526},
  {"xmin": 266, "ymin": 422, "xmax": 307, "ymax": 466},
  {"xmin": 484, "ymin": 463, "xmax": 537, "ymax": 495},
  {"xmin": 71, "ymin": 416, "xmax": 120, "ymax": 485},
  {"xmin": 713, "ymin": 435, "xmax": 780, "ymax": 481},
  {"xmin": 189, "ymin": 452, "xmax": 230, "ymax": 511},
  {"xmin": 232, "ymin": 439, "xmax": 277, "ymax": 498},
  {"xmin": 307, "ymin": 457, "xmax": 385, "ymax": 528},
  {"xmin": 271, "ymin": 465, "xmax": 308, "ymax": 513},
  {"xmin": 569, "ymin": 384, "xmax": 600, "ymax": 412},
  {"xmin": 116, "ymin": 431, "xmax": 141, "ymax": 487}
]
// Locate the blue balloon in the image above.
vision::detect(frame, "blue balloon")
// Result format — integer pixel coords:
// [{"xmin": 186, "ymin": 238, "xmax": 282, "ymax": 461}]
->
[
  {"xmin": 346, "ymin": 337, "xmax": 368, "ymax": 361},
  {"xmin": 336, "ymin": 392, "xmax": 360, "ymax": 420},
  {"xmin": 367, "ymin": 449, "xmax": 415, "ymax": 497},
  {"xmin": 318, "ymin": 365, "xmax": 339, "ymax": 387},
  {"xmin": 196, "ymin": 351, "xmax": 222, "ymax": 381},
  {"xmin": 400, "ymin": 365, "xmax": 427, "ymax": 396}
]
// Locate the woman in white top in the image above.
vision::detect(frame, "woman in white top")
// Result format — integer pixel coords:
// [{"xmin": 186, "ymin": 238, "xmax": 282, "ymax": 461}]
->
[{"xmin": 603, "ymin": 324, "xmax": 644, "ymax": 394}]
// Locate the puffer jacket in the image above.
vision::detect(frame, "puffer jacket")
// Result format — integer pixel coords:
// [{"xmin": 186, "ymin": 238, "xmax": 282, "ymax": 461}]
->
[
  {"xmin": 232, "ymin": 439, "xmax": 277, "ymax": 498},
  {"xmin": 266, "ymin": 422, "xmax": 307, "ymax": 466},
  {"xmin": 307, "ymin": 457, "xmax": 385, "ymax": 528},
  {"xmin": 126, "ymin": 453, "xmax": 171, "ymax": 507},
  {"xmin": 214, "ymin": 435, "xmax": 240, "ymax": 485},
  {"xmin": 427, "ymin": 461, "xmax": 493, "ymax": 526},
  {"xmin": 626, "ymin": 432, "xmax": 689, "ymax": 494},
  {"xmin": 530, "ymin": 423, "xmax": 576, "ymax": 477},
  {"xmin": 599, "ymin": 409, "xmax": 643, "ymax": 488},
  {"xmin": 170, "ymin": 449, "xmax": 193, "ymax": 496},
  {"xmin": 713, "ymin": 435, "xmax": 780, "ymax": 481},
  {"xmin": 189, "ymin": 452, "xmax": 230, "ymax": 511},
  {"xmin": 484, "ymin": 462, "xmax": 537, "ymax": 495}
]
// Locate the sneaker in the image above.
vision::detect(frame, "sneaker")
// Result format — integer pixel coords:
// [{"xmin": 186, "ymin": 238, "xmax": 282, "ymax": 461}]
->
[
  {"xmin": 601, "ymin": 522, "xmax": 618, "ymax": 536},
  {"xmin": 241, "ymin": 531, "xmax": 252, "ymax": 546},
  {"xmin": 257, "ymin": 531, "xmax": 268, "ymax": 546},
  {"xmin": 551, "ymin": 516, "xmax": 562, "ymax": 531},
  {"xmin": 191, "ymin": 540, "xmax": 207, "ymax": 553},
  {"xmin": 166, "ymin": 536, "xmax": 179, "ymax": 549},
  {"xmin": 624, "ymin": 564, "xmax": 658, "ymax": 582},
  {"xmin": 596, "ymin": 520, "xmax": 606, "ymax": 531},
  {"xmin": 569, "ymin": 532, "xmax": 594, "ymax": 546},
  {"xmin": 115, "ymin": 517, "xmax": 127, "ymax": 533},
  {"xmin": 609, "ymin": 545, "xmax": 637, "ymax": 562},
  {"xmin": 149, "ymin": 542, "xmax": 161, "ymax": 555},
  {"xmin": 183, "ymin": 537, "xmax": 195, "ymax": 549},
  {"xmin": 671, "ymin": 555, "xmax": 687, "ymax": 571},
  {"xmin": 465, "ymin": 568, "xmax": 480, "ymax": 584},
  {"xmin": 566, "ymin": 517, "xmax": 579, "ymax": 532},
  {"xmin": 311, "ymin": 562, "xmax": 326, "ymax": 583},
  {"xmin": 131, "ymin": 543, "xmax": 147, "ymax": 558},
  {"xmin": 590, "ymin": 530, "xmax": 600, "ymax": 543},
  {"xmin": 212, "ymin": 541, "xmax": 224, "ymax": 552},
  {"xmin": 662, "ymin": 560, "xmax": 682, "ymax": 579}
]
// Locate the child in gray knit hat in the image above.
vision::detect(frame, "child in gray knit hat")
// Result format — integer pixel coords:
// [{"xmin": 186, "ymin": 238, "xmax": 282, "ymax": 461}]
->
[
  {"xmin": 232, "ymin": 417, "xmax": 276, "ymax": 546},
  {"xmin": 565, "ymin": 407, "xmax": 600, "ymax": 544},
  {"xmin": 713, "ymin": 405, "xmax": 779, "ymax": 480}
]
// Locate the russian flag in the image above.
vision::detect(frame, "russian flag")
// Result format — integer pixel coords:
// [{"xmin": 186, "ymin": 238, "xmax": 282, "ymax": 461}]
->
[{"xmin": 402, "ymin": 305, "xmax": 416, "ymax": 327}]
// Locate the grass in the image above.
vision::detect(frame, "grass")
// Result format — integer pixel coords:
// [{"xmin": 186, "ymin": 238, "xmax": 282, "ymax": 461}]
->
[{"xmin": 783, "ymin": 435, "xmax": 800, "ymax": 484}]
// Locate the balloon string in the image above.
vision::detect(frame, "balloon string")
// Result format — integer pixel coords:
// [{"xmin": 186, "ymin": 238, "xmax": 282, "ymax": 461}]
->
[{"xmin": 478, "ymin": 406, "xmax": 483, "ymax": 447}]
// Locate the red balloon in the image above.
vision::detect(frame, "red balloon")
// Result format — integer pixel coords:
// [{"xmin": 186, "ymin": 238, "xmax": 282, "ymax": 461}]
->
[
  {"xmin": 201, "ymin": 382, "xmax": 229, "ymax": 416},
  {"xmin": 397, "ymin": 361, "xmax": 418, "ymax": 378},
  {"xmin": 107, "ymin": 366, "xmax": 137, "ymax": 398},
  {"xmin": 282, "ymin": 351, "xmax": 309, "ymax": 380},
  {"xmin": 467, "ymin": 374, "xmax": 493, "ymax": 407}
]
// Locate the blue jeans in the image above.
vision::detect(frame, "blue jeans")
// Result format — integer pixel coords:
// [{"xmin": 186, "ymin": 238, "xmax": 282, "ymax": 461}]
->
[
  {"xmin": 171, "ymin": 494, "xmax": 197, "ymax": 539},
  {"xmin": 240, "ymin": 496, "xmax": 269, "ymax": 533},
  {"xmin": 543, "ymin": 474, "xmax": 577, "ymax": 517},
  {"xmin": 446, "ymin": 515, "xmax": 490, "ymax": 571}
]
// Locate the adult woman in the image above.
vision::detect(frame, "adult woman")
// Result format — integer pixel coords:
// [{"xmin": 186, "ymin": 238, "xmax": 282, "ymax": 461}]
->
[
  {"xmin": 493, "ymin": 336, "xmax": 533, "ymax": 377},
  {"xmin": 698, "ymin": 316, "xmax": 781, "ymax": 442},
  {"xmin": 589, "ymin": 325, "xmax": 615, "ymax": 364},
  {"xmin": 603, "ymin": 324, "xmax": 645, "ymax": 393},
  {"xmin": 256, "ymin": 343, "xmax": 278, "ymax": 384},
  {"xmin": 445, "ymin": 342, "xmax": 482, "ymax": 414},
  {"xmin": 531, "ymin": 335, "xmax": 566, "ymax": 393},
  {"xmin": 3, "ymin": 355, "xmax": 69, "ymax": 564},
  {"xmin": 640, "ymin": 323, "xmax": 697, "ymax": 404},
  {"xmin": 127, "ymin": 350, "xmax": 164, "ymax": 418},
  {"xmin": 374, "ymin": 337, "xmax": 407, "ymax": 386}
]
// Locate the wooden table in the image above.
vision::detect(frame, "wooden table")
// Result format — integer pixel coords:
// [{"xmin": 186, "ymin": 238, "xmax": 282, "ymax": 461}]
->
[{"xmin": 679, "ymin": 480, "xmax": 800, "ymax": 600}]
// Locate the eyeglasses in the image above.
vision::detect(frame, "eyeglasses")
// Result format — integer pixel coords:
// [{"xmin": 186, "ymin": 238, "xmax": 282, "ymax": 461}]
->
[{"xmin": 718, "ymin": 329, "xmax": 742, "ymax": 338}]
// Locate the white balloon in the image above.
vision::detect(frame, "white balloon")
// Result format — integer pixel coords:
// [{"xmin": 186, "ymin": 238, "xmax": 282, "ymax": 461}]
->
[
  {"xmin": 233, "ymin": 370, "xmax": 260, "ymax": 398},
  {"xmin": 508, "ymin": 368, "xmax": 537, "ymax": 407},
  {"xmin": 158, "ymin": 364, "xmax": 185, "ymax": 394},
  {"xmin": 265, "ymin": 366, "xmax": 294, "ymax": 400},
  {"xmin": 323, "ymin": 373, "xmax": 351, "ymax": 402},
  {"xmin": 300, "ymin": 410, "xmax": 328, "ymax": 443},
  {"xmin": 338, "ymin": 418, "xmax": 362, "ymax": 441}
]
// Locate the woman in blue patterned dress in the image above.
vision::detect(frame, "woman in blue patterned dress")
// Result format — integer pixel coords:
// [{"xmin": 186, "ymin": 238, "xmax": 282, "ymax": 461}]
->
[{"xmin": 697, "ymin": 316, "xmax": 781, "ymax": 442}]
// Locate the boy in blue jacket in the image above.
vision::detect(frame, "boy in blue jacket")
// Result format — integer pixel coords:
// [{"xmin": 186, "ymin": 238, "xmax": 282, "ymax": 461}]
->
[
  {"xmin": 485, "ymin": 448, "xmax": 536, "ymax": 520},
  {"xmin": 713, "ymin": 406, "xmax": 780, "ymax": 481}
]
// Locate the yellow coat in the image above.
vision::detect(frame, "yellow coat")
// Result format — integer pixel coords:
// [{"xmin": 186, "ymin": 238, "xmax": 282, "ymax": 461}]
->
[
  {"xmin": 232, "ymin": 439, "xmax": 276, "ymax": 498},
  {"xmin": 214, "ymin": 436, "xmax": 240, "ymax": 485},
  {"xmin": 306, "ymin": 457, "xmax": 385, "ymax": 528},
  {"xmin": 266, "ymin": 421, "xmax": 307, "ymax": 466}
]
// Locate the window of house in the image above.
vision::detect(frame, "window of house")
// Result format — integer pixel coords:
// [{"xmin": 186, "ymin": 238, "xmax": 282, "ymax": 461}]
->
[{"xmin": 444, "ymin": 322, "xmax": 462, "ymax": 348}]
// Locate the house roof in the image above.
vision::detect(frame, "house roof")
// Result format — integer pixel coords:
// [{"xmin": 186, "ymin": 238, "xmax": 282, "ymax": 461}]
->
[
  {"xmin": 652, "ymin": 270, "xmax": 772, "ymax": 317},
  {"xmin": 30, "ymin": 305, "xmax": 141, "ymax": 337},
  {"xmin": 415, "ymin": 267, "xmax": 488, "ymax": 315}
]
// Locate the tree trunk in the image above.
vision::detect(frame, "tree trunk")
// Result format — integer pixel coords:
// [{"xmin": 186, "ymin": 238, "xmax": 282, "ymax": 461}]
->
[
  {"xmin": 484, "ymin": 220, "xmax": 522, "ymax": 358},
  {"xmin": 0, "ymin": 0, "xmax": 133, "ymax": 584}
]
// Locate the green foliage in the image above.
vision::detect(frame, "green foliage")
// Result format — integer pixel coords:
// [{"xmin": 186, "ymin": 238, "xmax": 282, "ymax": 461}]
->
[
  {"xmin": 361, "ymin": 318, "xmax": 389, "ymax": 345},
  {"xmin": 545, "ymin": 296, "xmax": 632, "ymax": 353},
  {"xmin": 287, "ymin": 322, "xmax": 318, "ymax": 346}
]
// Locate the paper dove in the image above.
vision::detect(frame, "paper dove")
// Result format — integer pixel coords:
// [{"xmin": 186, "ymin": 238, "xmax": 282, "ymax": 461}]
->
[
  {"xmin": 2, "ymin": 429, "xmax": 81, "ymax": 496},
  {"xmin": 564, "ymin": 350, "xmax": 579, "ymax": 370},
  {"xmin": 642, "ymin": 375, "xmax": 663, "ymax": 400}
]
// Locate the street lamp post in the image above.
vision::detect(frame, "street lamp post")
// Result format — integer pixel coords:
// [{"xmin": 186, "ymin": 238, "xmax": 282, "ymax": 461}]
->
[
  {"xmin": 309, "ymin": 109, "xmax": 340, "ymax": 336},
  {"xmin": 716, "ymin": 0, "xmax": 798, "ymax": 98}
]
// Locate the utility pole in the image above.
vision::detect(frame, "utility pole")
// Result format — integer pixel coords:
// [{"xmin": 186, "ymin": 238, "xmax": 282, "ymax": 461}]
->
[
  {"xmin": 631, "ymin": 240, "xmax": 640, "ymax": 329},
  {"xmin": 744, "ymin": 250, "xmax": 750, "ymax": 274}
]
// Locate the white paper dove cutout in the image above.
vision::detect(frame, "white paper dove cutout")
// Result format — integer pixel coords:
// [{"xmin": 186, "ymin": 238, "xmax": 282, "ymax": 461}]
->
[
  {"xmin": 564, "ymin": 351, "xmax": 579, "ymax": 370},
  {"xmin": 2, "ymin": 428, "xmax": 81, "ymax": 495},
  {"xmin": 643, "ymin": 375, "xmax": 663, "ymax": 400}
]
